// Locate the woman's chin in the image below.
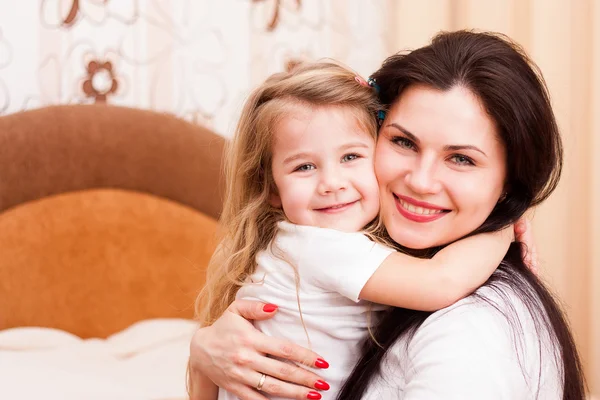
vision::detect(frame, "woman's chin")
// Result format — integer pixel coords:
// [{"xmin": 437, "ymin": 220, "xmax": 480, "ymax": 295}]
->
[{"xmin": 388, "ymin": 230, "xmax": 440, "ymax": 250}]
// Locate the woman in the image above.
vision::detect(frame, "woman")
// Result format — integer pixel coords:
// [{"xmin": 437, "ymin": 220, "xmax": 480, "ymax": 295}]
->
[{"xmin": 189, "ymin": 31, "xmax": 586, "ymax": 400}]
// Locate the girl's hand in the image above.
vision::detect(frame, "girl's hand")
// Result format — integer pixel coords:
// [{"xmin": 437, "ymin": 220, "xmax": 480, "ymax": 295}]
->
[
  {"xmin": 189, "ymin": 299, "xmax": 330, "ymax": 400},
  {"xmin": 514, "ymin": 217, "xmax": 539, "ymax": 275}
]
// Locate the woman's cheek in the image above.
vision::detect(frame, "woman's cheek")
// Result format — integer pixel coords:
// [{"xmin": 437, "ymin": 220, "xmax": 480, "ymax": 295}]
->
[
  {"xmin": 449, "ymin": 172, "xmax": 504, "ymax": 217},
  {"xmin": 374, "ymin": 143, "xmax": 400, "ymax": 188}
]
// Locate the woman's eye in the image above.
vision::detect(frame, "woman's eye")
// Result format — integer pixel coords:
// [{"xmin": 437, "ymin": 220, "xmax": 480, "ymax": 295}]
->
[
  {"xmin": 391, "ymin": 136, "xmax": 415, "ymax": 150},
  {"xmin": 341, "ymin": 153, "xmax": 360, "ymax": 163},
  {"xmin": 294, "ymin": 163, "xmax": 315, "ymax": 172},
  {"xmin": 450, "ymin": 154, "xmax": 475, "ymax": 166}
]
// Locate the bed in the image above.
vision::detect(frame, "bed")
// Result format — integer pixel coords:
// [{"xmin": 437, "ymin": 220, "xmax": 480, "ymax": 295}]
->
[{"xmin": 0, "ymin": 104, "xmax": 226, "ymax": 399}]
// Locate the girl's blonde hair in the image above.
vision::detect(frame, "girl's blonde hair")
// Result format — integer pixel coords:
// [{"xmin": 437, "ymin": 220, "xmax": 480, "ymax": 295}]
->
[{"xmin": 195, "ymin": 61, "xmax": 384, "ymax": 327}]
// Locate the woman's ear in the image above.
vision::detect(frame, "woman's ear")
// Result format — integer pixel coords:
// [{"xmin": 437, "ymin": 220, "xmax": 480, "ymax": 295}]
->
[
  {"xmin": 498, "ymin": 182, "xmax": 510, "ymax": 203},
  {"xmin": 498, "ymin": 192, "xmax": 508, "ymax": 202}
]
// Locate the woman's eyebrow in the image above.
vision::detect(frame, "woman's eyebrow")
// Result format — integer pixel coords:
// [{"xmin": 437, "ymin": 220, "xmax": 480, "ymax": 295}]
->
[
  {"xmin": 388, "ymin": 122, "xmax": 487, "ymax": 157},
  {"xmin": 387, "ymin": 123, "xmax": 419, "ymax": 143},
  {"xmin": 444, "ymin": 144, "xmax": 488, "ymax": 157}
]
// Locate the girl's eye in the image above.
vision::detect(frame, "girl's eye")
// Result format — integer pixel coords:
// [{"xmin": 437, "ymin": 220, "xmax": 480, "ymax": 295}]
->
[
  {"xmin": 341, "ymin": 153, "xmax": 360, "ymax": 163},
  {"xmin": 391, "ymin": 136, "xmax": 416, "ymax": 150},
  {"xmin": 294, "ymin": 163, "xmax": 315, "ymax": 172},
  {"xmin": 450, "ymin": 154, "xmax": 475, "ymax": 166}
]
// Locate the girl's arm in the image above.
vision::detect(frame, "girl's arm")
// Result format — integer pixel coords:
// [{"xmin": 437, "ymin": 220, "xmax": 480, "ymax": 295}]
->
[
  {"xmin": 514, "ymin": 217, "xmax": 539, "ymax": 274},
  {"xmin": 359, "ymin": 228, "xmax": 512, "ymax": 311}
]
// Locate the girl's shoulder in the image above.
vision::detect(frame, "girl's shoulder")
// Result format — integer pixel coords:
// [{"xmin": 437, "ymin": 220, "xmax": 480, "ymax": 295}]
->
[{"xmin": 274, "ymin": 221, "xmax": 394, "ymax": 255}]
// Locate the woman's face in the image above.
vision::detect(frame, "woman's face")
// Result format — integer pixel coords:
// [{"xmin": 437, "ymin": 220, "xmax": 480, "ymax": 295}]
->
[{"xmin": 375, "ymin": 84, "xmax": 507, "ymax": 249}]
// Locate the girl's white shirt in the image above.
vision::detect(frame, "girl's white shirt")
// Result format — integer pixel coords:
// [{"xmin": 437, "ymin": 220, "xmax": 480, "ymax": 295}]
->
[{"xmin": 219, "ymin": 221, "xmax": 394, "ymax": 400}]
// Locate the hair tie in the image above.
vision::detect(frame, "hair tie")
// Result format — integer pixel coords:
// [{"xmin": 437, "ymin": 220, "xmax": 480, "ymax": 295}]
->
[
  {"xmin": 377, "ymin": 110, "xmax": 386, "ymax": 126},
  {"xmin": 355, "ymin": 76, "xmax": 369, "ymax": 87},
  {"xmin": 355, "ymin": 76, "xmax": 385, "ymax": 125},
  {"xmin": 367, "ymin": 77, "xmax": 380, "ymax": 94}
]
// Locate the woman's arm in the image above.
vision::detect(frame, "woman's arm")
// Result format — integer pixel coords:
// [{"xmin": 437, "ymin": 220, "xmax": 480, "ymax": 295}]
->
[
  {"xmin": 360, "ymin": 228, "xmax": 512, "ymax": 311},
  {"xmin": 189, "ymin": 300, "xmax": 330, "ymax": 400},
  {"xmin": 189, "ymin": 369, "xmax": 218, "ymax": 400}
]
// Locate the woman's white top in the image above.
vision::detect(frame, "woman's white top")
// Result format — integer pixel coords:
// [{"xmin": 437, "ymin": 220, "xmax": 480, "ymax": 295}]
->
[{"xmin": 362, "ymin": 280, "xmax": 563, "ymax": 399}]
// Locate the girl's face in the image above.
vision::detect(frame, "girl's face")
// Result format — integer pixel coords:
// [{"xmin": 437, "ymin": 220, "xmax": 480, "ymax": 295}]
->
[
  {"xmin": 375, "ymin": 84, "xmax": 507, "ymax": 249},
  {"xmin": 269, "ymin": 104, "xmax": 380, "ymax": 232}
]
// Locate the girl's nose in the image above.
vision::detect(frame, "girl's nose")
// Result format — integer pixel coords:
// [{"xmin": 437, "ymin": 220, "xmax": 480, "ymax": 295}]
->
[{"xmin": 317, "ymin": 167, "xmax": 347, "ymax": 195}]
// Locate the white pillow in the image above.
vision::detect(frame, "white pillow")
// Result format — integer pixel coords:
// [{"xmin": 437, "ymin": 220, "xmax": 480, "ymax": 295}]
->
[{"xmin": 0, "ymin": 327, "xmax": 81, "ymax": 350}]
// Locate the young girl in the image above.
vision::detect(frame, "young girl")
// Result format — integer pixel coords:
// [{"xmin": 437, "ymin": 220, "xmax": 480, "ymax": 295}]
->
[{"xmin": 193, "ymin": 62, "xmax": 512, "ymax": 400}]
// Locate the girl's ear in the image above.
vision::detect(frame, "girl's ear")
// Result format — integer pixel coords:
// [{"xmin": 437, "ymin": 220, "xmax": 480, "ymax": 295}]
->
[{"xmin": 269, "ymin": 192, "xmax": 282, "ymax": 208}]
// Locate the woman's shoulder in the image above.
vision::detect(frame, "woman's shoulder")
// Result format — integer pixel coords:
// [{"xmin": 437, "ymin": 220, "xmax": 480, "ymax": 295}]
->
[
  {"xmin": 418, "ymin": 278, "xmax": 550, "ymax": 349},
  {"xmin": 386, "ymin": 278, "xmax": 562, "ymax": 399},
  {"xmin": 411, "ymin": 283, "xmax": 526, "ymax": 352}
]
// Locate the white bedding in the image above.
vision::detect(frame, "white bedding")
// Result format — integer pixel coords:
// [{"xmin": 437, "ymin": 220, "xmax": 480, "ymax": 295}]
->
[{"xmin": 0, "ymin": 319, "xmax": 198, "ymax": 400}]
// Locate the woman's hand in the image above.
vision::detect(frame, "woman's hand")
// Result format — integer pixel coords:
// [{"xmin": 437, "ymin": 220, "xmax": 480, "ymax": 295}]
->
[
  {"xmin": 189, "ymin": 299, "xmax": 330, "ymax": 400},
  {"xmin": 514, "ymin": 217, "xmax": 539, "ymax": 275}
]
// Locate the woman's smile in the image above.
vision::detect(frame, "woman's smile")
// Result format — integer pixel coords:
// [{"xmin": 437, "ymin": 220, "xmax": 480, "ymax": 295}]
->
[{"xmin": 394, "ymin": 194, "xmax": 449, "ymax": 223}]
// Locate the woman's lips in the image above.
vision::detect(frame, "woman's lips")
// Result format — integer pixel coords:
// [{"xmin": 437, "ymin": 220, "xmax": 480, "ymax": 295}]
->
[
  {"xmin": 394, "ymin": 194, "xmax": 449, "ymax": 223},
  {"xmin": 315, "ymin": 200, "xmax": 358, "ymax": 214}
]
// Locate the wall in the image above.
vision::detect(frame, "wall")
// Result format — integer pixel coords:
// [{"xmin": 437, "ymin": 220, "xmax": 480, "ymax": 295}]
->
[{"xmin": 0, "ymin": 0, "xmax": 390, "ymax": 135}]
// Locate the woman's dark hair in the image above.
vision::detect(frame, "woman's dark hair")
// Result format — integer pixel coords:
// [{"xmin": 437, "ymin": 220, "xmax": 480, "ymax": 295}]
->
[{"xmin": 338, "ymin": 31, "xmax": 586, "ymax": 400}]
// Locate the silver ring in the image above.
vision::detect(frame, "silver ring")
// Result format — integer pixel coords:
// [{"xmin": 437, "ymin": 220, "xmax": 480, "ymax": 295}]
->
[{"xmin": 256, "ymin": 373, "xmax": 267, "ymax": 391}]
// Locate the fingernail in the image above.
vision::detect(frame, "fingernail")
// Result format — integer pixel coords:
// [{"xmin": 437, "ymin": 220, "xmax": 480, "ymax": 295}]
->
[
  {"xmin": 307, "ymin": 392, "xmax": 322, "ymax": 400},
  {"xmin": 314, "ymin": 358, "xmax": 329, "ymax": 369},
  {"xmin": 314, "ymin": 380, "xmax": 330, "ymax": 390},
  {"xmin": 262, "ymin": 304, "xmax": 278, "ymax": 313}
]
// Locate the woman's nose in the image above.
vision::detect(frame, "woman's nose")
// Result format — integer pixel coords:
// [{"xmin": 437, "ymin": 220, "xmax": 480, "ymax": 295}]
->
[
  {"xmin": 404, "ymin": 160, "xmax": 442, "ymax": 195},
  {"xmin": 317, "ymin": 167, "xmax": 347, "ymax": 195}
]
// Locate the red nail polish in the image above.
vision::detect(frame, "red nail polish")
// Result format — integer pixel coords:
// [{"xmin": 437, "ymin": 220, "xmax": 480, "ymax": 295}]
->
[
  {"xmin": 263, "ymin": 304, "xmax": 278, "ymax": 313},
  {"xmin": 314, "ymin": 358, "xmax": 329, "ymax": 369},
  {"xmin": 314, "ymin": 380, "xmax": 330, "ymax": 390},
  {"xmin": 307, "ymin": 392, "xmax": 322, "ymax": 400}
]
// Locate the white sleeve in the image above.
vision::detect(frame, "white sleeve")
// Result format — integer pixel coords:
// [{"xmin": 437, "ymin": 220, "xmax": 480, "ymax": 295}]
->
[
  {"xmin": 314, "ymin": 236, "xmax": 393, "ymax": 302},
  {"xmin": 278, "ymin": 225, "xmax": 394, "ymax": 302},
  {"xmin": 399, "ymin": 299, "xmax": 560, "ymax": 399}
]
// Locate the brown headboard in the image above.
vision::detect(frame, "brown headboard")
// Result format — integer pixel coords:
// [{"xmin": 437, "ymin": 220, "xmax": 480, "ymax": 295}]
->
[{"xmin": 0, "ymin": 105, "xmax": 226, "ymax": 338}]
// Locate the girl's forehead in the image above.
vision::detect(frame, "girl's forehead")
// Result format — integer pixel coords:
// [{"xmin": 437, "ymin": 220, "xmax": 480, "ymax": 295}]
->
[{"xmin": 281, "ymin": 103, "xmax": 377, "ymax": 135}]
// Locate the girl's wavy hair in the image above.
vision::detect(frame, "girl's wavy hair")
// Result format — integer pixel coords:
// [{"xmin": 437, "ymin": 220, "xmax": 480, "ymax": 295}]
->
[{"xmin": 195, "ymin": 61, "xmax": 384, "ymax": 328}]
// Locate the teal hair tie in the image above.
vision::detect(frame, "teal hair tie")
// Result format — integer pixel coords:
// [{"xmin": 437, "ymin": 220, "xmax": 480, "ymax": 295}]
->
[
  {"xmin": 377, "ymin": 110, "xmax": 386, "ymax": 126},
  {"xmin": 367, "ymin": 77, "xmax": 380, "ymax": 94}
]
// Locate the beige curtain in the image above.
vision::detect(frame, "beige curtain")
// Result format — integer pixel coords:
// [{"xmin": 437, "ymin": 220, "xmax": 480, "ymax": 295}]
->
[{"xmin": 386, "ymin": 0, "xmax": 600, "ymax": 396}]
